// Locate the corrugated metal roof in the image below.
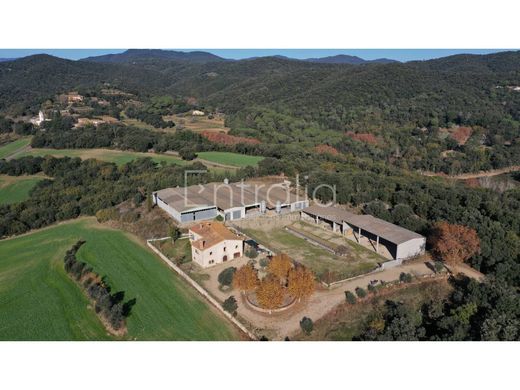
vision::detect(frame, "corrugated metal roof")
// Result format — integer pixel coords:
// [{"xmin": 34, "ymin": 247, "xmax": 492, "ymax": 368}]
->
[
  {"xmin": 302, "ymin": 205, "xmax": 424, "ymax": 245},
  {"xmin": 155, "ymin": 180, "xmax": 306, "ymax": 213}
]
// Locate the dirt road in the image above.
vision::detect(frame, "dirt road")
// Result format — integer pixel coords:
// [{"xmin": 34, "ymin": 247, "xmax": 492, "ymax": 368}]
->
[{"xmin": 420, "ymin": 165, "xmax": 520, "ymax": 180}]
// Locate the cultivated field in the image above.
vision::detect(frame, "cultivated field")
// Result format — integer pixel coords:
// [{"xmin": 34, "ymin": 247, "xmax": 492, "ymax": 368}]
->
[
  {"xmin": 0, "ymin": 174, "xmax": 44, "ymax": 205},
  {"xmin": 165, "ymin": 114, "xmax": 230, "ymax": 134},
  {"xmin": 0, "ymin": 137, "xmax": 31, "ymax": 159},
  {"xmin": 197, "ymin": 151, "xmax": 264, "ymax": 168},
  {"xmin": 0, "ymin": 218, "xmax": 240, "ymax": 341},
  {"xmin": 19, "ymin": 147, "xmax": 188, "ymax": 166}
]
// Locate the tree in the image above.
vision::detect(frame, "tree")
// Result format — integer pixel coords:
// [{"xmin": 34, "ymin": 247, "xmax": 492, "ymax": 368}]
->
[
  {"xmin": 256, "ymin": 276, "xmax": 285, "ymax": 310},
  {"xmin": 355, "ymin": 287, "xmax": 367, "ymax": 298},
  {"xmin": 245, "ymin": 247, "xmax": 258, "ymax": 259},
  {"xmin": 222, "ymin": 296, "xmax": 238, "ymax": 315},
  {"xmin": 267, "ymin": 253, "xmax": 292, "ymax": 283},
  {"xmin": 218, "ymin": 267, "xmax": 237, "ymax": 287},
  {"xmin": 179, "ymin": 147, "xmax": 197, "ymax": 161},
  {"xmin": 345, "ymin": 291, "xmax": 357, "ymax": 304},
  {"xmin": 287, "ymin": 266, "xmax": 315, "ymax": 301},
  {"xmin": 169, "ymin": 225, "xmax": 181, "ymax": 245},
  {"xmin": 430, "ymin": 222, "xmax": 480, "ymax": 265},
  {"xmin": 300, "ymin": 317, "xmax": 314, "ymax": 335},
  {"xmin": 233, "ymin": 264, "xmax": 259, "ymax": 292},
  {"xmin": 146, "ymin": 194, "xmax": 153, "ymax": 212},
  {"xmin": 399, "ymin": 272, "xmax": 413, "ymax": 283}
]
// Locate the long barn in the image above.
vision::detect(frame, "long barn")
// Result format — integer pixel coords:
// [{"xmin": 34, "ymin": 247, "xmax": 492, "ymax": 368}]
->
[
  {"xmin": 301, "ymin": 205, "xmax": 425, "ymax": 260},
  {"xmin": 154, "ymin": 180, "xmax": 308, "ymax": 224}
]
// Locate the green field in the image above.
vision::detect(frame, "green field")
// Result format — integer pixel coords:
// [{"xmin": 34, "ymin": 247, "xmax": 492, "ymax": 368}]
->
[
  {"xmin": 0, "ymin": 138, "xmax": 31, "ymax": 159},
  {"xmin": 197, "ymin": 151, "xmax": 264, "ymax": 167},
  {"xmin": 0, "ymin": 219, "xmax": 240, "ymax": 340},
  {"xmin": 19, "ymin": 148, "xmax": 188, "ymax": 166},
  {"xmin": 0, "ymin": 175, "xmax": 44, "ymax": 205}
]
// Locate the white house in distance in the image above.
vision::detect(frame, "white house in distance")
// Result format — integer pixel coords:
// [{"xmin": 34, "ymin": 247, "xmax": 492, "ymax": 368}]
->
[{"xmin": 188, "ymin": 222, "xmax": 244, "ymax": 268}]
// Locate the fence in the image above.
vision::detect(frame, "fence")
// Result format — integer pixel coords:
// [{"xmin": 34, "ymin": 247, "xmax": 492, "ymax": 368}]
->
[{"xmin": 146, "ymin": 238, "xmax": 257, "ymax": 340}]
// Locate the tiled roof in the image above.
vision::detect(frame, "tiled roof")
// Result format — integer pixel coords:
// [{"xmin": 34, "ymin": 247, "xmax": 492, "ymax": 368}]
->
[{"xmin": 190, "ymin": 222, "xmax": 242, "ymax": 250}]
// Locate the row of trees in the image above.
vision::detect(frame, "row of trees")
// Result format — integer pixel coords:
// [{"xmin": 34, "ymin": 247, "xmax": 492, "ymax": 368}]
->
[{"xmin": 63, "ymin": 240, "xmax": 134, "ymax": 333}]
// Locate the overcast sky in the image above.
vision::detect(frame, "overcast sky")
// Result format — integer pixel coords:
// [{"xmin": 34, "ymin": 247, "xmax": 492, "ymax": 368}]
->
[{"xmin": 0, "ymin": 49, "xmax": 513, "ymax": 61}]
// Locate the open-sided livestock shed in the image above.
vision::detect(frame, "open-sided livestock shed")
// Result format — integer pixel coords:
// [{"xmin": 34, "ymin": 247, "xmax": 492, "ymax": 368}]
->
[{"xmin": 301, "ymin": 204, "xmax": 425, "ymax": 260}]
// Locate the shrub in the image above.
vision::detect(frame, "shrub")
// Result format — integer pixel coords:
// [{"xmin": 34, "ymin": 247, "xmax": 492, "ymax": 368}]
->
[
  {"xmin": 259, "ymin": 257, "xmax": 269, "ymax": 268},
  {"xmin": 179, "ymin": 147, "xmax": 197, "ymax": 161},
  {"xmin": 120, "ymin": 210, "xmax": 139, "ymax": 223},
  {"xmin": 246, "ymin": 247, "xmax": 259, "ymax": 259},
  {"xmin": 222, "ymin": 296, "xmax": 238, "ymax": 315},
  {"xmin": 355, "ymin": 287, "xmax": 367, "ymax": 298},
  {"xmin": 367, "ymin": 283, "xmax": 377, "ymax": 294},
  {"xmin": 215, "ymin": 214, "xmax": 224, "ymax": 222},
  {"xmin": 399, "ymin": 272, "xmax": 413, "ymax": 283},
  {"xmin": 134, "ymin": 192, "xmax": 145, "ymax": 205},
  {"xmin": 218, "ymin": 267, "xmax": 237, "ymax": 287},
  {"xmin": 434, "ymin": 261, "xmax": 445, "ymax": 273},
  {"xmin": 300, "ymin": 316, "xmax": 313, "ymax": 335},
  {"xmin": 95, "ymin": 207, "xmax": 119, "ymax": 222},
  {"xmin": 345, "ymin": 291, "xmax": 357, "ymax": 304}
]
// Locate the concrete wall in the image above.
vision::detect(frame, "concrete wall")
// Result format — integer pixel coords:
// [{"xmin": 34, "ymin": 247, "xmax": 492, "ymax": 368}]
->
[
  {"xmin": 155, "ymin": 196, "xmax": 182, "ymax": 222},
  {"xmin": 396, "ymin": 237, "xmax": 426, "ymax": 260},
  {"xmin": 223, "ymin": 206, "xmax": 245, "ymax": 221}
]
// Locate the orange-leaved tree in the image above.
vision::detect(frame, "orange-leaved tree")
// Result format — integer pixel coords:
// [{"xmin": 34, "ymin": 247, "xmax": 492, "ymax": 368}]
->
[
  {"xmin": 287, "ymin": 266, "xmax": 316, "ymax": 301},
  {"xmin": 233, "ymin": 264, "xmax": 259, "ymax": 292},
  {"xmin": 430, "ymin": 221, "xmax": 480, "ymax": 265},
  {"xmin": 267, "ymin": 253, "xmax": 293, "ymax": 283},
  {"xmin": 255, "ymin": 276, "xmax": 285, "ymax": 310}
]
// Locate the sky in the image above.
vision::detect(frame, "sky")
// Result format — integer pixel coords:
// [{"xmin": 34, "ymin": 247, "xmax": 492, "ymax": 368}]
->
[{"xmin": 0, "ymin": 49, "xmax": 513, "ymax": 62}]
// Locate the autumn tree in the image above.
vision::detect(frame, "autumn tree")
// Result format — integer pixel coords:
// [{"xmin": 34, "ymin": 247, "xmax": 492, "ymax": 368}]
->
[
  {"xmin": 256, "ymin": 276, "xmax": 285, "ymax": 311},
  {"xmin": 267, "ymin": 253, "xmax": 293, "ymax": 283},
  {"xmin": 233, "ymin": 264, "xmax": 259, "ymax": 292},
  {"xmin": 430, "ymin": 222, "xmax": 480, "ymax": 265},
  {"xmin": 287, "ymin": 266, "xmax": 315, "ymax": 301}
]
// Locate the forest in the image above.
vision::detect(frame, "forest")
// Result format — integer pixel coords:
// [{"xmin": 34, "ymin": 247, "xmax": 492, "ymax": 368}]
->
[{"xmin": 0, "ymin": 50, "xmax": 518, "ymax": 341}]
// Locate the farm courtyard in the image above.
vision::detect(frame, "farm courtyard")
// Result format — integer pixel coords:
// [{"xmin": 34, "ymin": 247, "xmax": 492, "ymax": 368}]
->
[{"xmin": 234, "ymin": 216, "xmax": 388, "ymax": 283}]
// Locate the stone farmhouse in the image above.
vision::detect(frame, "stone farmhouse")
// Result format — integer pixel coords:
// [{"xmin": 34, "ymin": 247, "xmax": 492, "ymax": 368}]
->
[
  {"xmin": 189, "ymin": 221, "xmax": 244, "ymax": 268},
  {"xmin": 153, "ymin": 180, "xmax": 308, "ymax": 224},
  {"xmin": 301, "ymin": 204, "xmax": 425, "ymax": 260}
]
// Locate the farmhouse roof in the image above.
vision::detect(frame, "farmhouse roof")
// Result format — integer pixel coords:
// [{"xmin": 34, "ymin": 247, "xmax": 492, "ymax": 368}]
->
[{"xmin": 189, "ymin": 222, "xmax": 242, "ymax": 250}]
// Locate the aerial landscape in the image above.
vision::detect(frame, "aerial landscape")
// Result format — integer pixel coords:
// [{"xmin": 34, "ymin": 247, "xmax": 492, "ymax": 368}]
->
[{"xmin": 1, "ymin": 48, "xmax": 519, "ymax": 342}]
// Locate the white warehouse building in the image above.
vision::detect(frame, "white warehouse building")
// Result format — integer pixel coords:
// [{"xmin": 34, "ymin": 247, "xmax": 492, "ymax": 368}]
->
[{"xmin": 153, "ymin": 180, "xmax": 308, "ymax": 224}]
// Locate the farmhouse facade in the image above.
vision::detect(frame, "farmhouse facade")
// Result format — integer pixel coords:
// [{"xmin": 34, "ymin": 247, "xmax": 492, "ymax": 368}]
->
[
  {"xmin": 188, "ymin": 222, "xmax": 244, "ymax": 268},
  {"xmin": 301, "ymin": 205, "xmax": 425, "ymax": 260},
  {"xmin": 153, "ymin": 180, "xmax": 308, "ymax": 224}
]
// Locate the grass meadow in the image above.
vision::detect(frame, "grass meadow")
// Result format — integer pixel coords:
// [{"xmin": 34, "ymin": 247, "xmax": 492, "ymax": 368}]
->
[{"xmin": 0, "ymin": 218, "xmax": 240, "ymax": 340}]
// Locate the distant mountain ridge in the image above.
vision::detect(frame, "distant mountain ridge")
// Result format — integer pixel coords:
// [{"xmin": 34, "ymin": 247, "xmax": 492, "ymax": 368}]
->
[
  {"xmin": 81, "ymin": 49, "xmax": 227, "ymax": 64},
  {"xmin": 303, "ymin": 54, "xmax": 398, "ymax": 64},
  {"xmin": 80, "ymin": 49, "xmax": 399, "ymax": 65},
  {"xmin": 0, "ymin": 58, "xmax": 15, "ymax": 62}
]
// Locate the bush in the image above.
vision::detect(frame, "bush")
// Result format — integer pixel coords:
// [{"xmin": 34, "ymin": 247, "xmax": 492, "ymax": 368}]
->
[
  {"xmin": 215, "ymin": 215, "xmax": 224, "ymax": 222},
  {"xmin": 300, "ymin": 316, "xmax": 313, "ymax": 335},
  {"xmin": 222, "ymin": 296, "xmax": 238, "ymax": 315},
  {"xmin": 218, "ymin": 267, "xmax": 237, "ymax": 287},
  {"xmin": 179, "ymin": 147, "xmax": 197, "ymax": 161},
  {"xmin": 399, "ymin": 272, "xmax": 413, "ymax": 283},
  {"xmin": 245, "ymin": 247, "xmax": 258, "ymax": 259},
  {"xmin": 367, "ymin": 283, "xmax": 377, "ymax": 294},
  {"xmin": 355, "ymin": 287, "xmax": 367, "ymax": 298},
  {"xmin": 434, "ymin": 261, "xmax": 445, "ymax": 273},
  {"xmin": 259, "ymin": 257, "xmax": 269, "ymax": 268},
  {"xmin": 95, "ymin": 207, "xmax": 119, "ymax": 222},
  {"xmin": 120, "ymin": 210, "xmax": 140, "ymax": 223},
  {"xmin": 345, "ymin": 291, "xmax": 357, "ymax": 304}
]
